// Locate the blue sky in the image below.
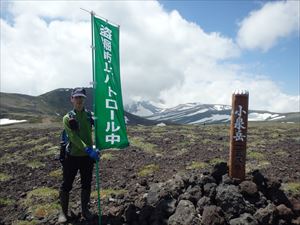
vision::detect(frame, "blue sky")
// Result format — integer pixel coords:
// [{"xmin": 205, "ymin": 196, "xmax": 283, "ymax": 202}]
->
[
  {"xmin": 161, "ymin": 0, "xmax": 299, "ymax": 96},
  {"xmin": 0, "ymin": 1, "xmax": 299, "ymax": 112}
]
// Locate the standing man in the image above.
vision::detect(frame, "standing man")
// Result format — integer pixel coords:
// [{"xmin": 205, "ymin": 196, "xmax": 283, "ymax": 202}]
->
[{"xmin": 58, "ymin": 87, "xmax": 99, "ymax": 223}]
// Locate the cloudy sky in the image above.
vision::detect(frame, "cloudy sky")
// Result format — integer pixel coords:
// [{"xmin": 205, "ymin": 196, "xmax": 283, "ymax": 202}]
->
[{"xmin": 1, "ymin": 1, "xmax": 299, "ymax": 112}]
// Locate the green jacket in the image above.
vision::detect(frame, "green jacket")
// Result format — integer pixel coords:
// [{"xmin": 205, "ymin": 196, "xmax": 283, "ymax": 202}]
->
[{"xmin": 63, "ymin": 109, "xmax": 93, "ymax": 156}]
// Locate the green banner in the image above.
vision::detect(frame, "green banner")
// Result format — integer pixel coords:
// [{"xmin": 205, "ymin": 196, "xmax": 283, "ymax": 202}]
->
[{"xmin": 92, "ymin": 15, "xmax": 129, "ymax": 149}]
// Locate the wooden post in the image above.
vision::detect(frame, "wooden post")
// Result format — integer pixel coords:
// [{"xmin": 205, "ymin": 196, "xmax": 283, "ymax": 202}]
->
[{"xmin": 229, "ymin": 90, "xmax": 249, "ymax": 180}]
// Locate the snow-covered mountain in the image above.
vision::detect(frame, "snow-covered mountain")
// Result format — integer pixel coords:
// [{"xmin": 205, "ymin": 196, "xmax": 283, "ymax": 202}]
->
[
  {"xmin": 124, "ymin": 101, "xmax": 163, "ymax": 117},
  {"xmin": 125, "ymin": 101, "xmax": 298, "ymax": 124}
]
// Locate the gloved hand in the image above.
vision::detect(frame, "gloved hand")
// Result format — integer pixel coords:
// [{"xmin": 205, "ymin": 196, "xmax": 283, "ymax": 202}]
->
[{"xmin": 84, "ymin": 147, "xmax": 99, "ymax": 161}]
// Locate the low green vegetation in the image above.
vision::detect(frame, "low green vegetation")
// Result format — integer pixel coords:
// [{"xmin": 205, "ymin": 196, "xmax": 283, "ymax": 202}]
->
[
  {"xmin": 22, "ymin": 187, "xmax": 58, "ymax": 207},
  {"xmin": 30, "ymin": 203, "xmax": 60, "ymax": 218},
  {"xmin": 0, "ymin": 197, "xmax": 14, "ymax": 206},
  {"xmin": 247, "ymin": 151, "xmax": 265, "ymax": 160},
  {"xmin": 49, "ymin": 169, "xmax": 62, "ymax": 177},
  {"xmin": 91, "ymin": 188, "xmax": 127, "ymax": 199},
  {"xmin": 101, "ymin": 153, "xmax": 114, "ymax": 160},
  {"xmin": 283, "ymin": 182, "xmax": 300, "ymax": 195},
  {"xmin": 26, "ymin": 160, "xmax": 45, "ymax": 169},
  {"xmin": 209, "ymin": 158, "xmax": 226, "ymax": 165},
  {"xmin": 12, "ymin": 220, "xmax": 39, "ymax": 225},
  {"xmin": 130, "ymin": 137, "xmax": 158, "ymax": 154},
  {"xmin": 186, "ymin": 161, "xmax": 208, "ymax": 170},
  {"xmin": 0, "ymin": 172, "xmax": 12, "ymax": 182},
  {"xmin": 138, "ymin": 164, "xmax": 159, "ymax": 177}
]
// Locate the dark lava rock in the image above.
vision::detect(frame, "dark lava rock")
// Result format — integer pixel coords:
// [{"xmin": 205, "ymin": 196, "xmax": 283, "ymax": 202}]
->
[
  {"xmin": 239, "ymin": 181, "xmax": 258, "ymax": 197},
  {"xmin": 276, "ymin": 204, "xmax": 294, "ymax": 220},
  {"xmin": 179, "ymin": 185, "xmax": 202, "ymax": 205},
  {"xmin": 197, "ymin": 196, "xmax": 212, "ymax": 214},
  {"xmin": 201, "ymin": 205, "xmax": 225, "ymax": 225},
  {"xmin": 146, "ymin": 183, "xmax": 165, "ymax": 206},
  {"xmin": 215, "ymin": 184, "xmax": 249, "ymax": 220},
  {"xmin": 211, "ymin": 162, "xmax": 228, "ymax": 184},
  {"xmin": 229, "ymin": 213, "xmax": 258, "ymax": 225},
  {"xmin": 165, "ymin": 174, "xmax": 186, "ymax": 198},
  {"xmin": 254, "ymin": 203, "xmax": 278, "ymax": 225},
  {"xmin": 203, "ymin": 182, "xmax": 217, "ymax": 199},
  {"xmin": 168, "ymin": 200, "xmax": 196, "ymax": 225},
  {"xmin": 290, "ymin": 197, "xmax": 300, "ymax": 215}
]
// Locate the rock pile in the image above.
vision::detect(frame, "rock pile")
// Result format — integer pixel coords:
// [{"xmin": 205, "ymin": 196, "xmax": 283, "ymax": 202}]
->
[{"xmin": 108, "ymin": 162, "xmax": 300, "ymax": 225}]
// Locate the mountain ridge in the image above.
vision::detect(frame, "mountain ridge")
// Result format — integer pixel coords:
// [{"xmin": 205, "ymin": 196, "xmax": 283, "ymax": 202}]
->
[{"xmin": 1, "ymin": 89, "xmax": 299, "ymax": 125}]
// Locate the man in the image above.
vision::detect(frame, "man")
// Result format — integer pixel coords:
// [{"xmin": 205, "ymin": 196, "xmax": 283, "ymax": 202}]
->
[{"xmin": 58, "ymin": 87, "xmax": 99, "ymax": 223}]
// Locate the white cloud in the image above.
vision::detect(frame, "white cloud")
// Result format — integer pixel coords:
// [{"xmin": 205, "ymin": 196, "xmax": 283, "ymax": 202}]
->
[
  {"xmin": 237, "ymin": 1, "xmax": 299, "ymax": 51},
  {"xmin": 1, "ymin": 1, "xmax": 299, "ymax": 113}
]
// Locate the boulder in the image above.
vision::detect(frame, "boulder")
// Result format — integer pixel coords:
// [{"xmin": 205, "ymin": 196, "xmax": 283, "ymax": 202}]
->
[
  {"xmin": 168, "ymin": 200, "xmax": 196, "ymax": 225},
  {"xmin": 216, "ymin": 184, "xmax": 248, "ymax": 220},
  {"xmin": 254, "ymin": 203, "xmax": 278, "ymax": 225},
  {"xmin": 201, "ymin": 205, "xmax": 225, "ymax": 225},
  {"xmin": 229, "ymin": 213, "xmax": 258, "ymax": 225}
]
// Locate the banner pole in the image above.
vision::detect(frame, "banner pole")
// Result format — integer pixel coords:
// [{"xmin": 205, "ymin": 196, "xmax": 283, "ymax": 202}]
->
[{"xmin": 90, "ymin": 11, "xmax": 102, "ymax": 225}]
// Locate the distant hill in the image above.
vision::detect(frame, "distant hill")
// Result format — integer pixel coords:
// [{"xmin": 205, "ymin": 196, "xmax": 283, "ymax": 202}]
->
[{"xmin": 0, "ymin": 89, "xmax": 166, "ymax": 126}]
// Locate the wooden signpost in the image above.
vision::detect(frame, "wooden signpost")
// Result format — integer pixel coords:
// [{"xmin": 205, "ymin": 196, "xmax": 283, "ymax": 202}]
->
[{"xmin": 229, "ymin": 90, "xmax": 249, "ymax": 180}]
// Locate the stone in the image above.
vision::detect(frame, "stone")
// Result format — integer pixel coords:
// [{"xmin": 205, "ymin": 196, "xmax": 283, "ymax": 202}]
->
[
  {"xmin": 146, "ymin": 183, "xmax": 165, "ymax": 206},
  {"xmin": 203, "ymin": 183, "xmax": 217, "ymax": 199},
  {"xmin": 197, "ymin": 196, "xmax": 212, "ymax": 214},
  {"xmin": 211, "ymin": 162, "xmax": 228, "ymax": 184},
  {"xmin": 229, "ymin": 213, "xmax": 258, "ymax": 225},
  {"xmin": 201, "ymin": 205, "xmax": 225, "ymax": 225},
  {"xmin": 168, "ymin": 200, "xmax": 196, "ymax": 225},
  {"xmin": 276, "ymin": 204, "xmax": 294, "ymax": 220},
  {"xmin": 215, "ymin": 184, "xmax": 248, "ymax": 220},
  {"xmin": 254, "ymin": 203, "xmax": 278, "ymax": 225},
  {"xmin": 239, "ymin": 181, "xmax": 258, "ymax": 197},
  {"xmin": 179, "ymin": 185, "xmax": 202, "ymax": 205}
]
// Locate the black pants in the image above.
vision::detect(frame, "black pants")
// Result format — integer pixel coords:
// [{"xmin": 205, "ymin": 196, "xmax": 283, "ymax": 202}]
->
[{"xmin": 61, "ymin": 155, "xmax": 94, "ymax": 193}]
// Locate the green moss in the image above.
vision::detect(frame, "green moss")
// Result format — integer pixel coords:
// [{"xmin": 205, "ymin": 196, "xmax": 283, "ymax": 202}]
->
[
  {"xmin": 275, "ymin": 150, "xmax": 286, "ymax": 156},
  {"xmin": 209, "ymin": 158, "xmax": 226, "ymax": 165},
  {"xmin": 130, "ymin": 137, "xmax": 158, "ymax": 154},
  {"xmin": 91, "ymin": 188, "xmax": 127, "ymax": 199},
  {"xmin": 138, "ymin": 164, "xmax": 159, "ymax": 177},
  {"xmin": 30, "ymin": 203, "xmax": 60, "ymax": 218},
  {"xmin": 40, "ymin": 146, "xmax": 59, "ymax": 156},
  {"xmin": 283, "ymin": 182, "xmax": 300, "ymax": 195},
  {"xmin": 0, "ymin": 172, "xmax": 12, "ymax": 182},
  {"xmin": 0, "ymin": 153, "xmax": 22, "ymax": 165},
  {"xmin": 26, "ymin": 160, "xmax": 45, "ymax": 169},
  {"xmin": 49, "ymin": 169, "xmax": 62, "ymax": 177},
  {"xmin": 0, "ymin": 197, "xmax": 14, "ymax": 206},
  {"xmin": 12, "ymin": 220, "xmax": 39, "ymax": 225},
  {"xmin": 23, "ymin": 187, "xmax": 58, "ymax": 207},
  {"xmin": 186, "ymin": 161, "xmax": 208, "ymax": 170},
  {"xmin": 248, "ymin": 151, "xmax": 265, "ymax": 160},
  {"xmin": 101, "ymin": 153, "xmax": 114, "ymax": 160}
]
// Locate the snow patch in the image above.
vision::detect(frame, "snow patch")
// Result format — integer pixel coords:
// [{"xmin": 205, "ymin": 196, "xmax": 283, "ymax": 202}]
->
[
  {"xmin": 248, "ymin": 113, "xmax": 273, "ymax": 121},
  {"xmin": 124, "ymin": 116, "xmax": 129, "ymax": 124},
  {"xmin": 135, "ymin": 105, "xmax": 154, "ymax": 117},
  {"xmin": 189, "ymin": 114, "xmax": 230, "ymax": 124},
  {"xmin": 156, "ymin": 123, "xmax": 166, "ymax": 127},
  {"xmin": 0, "ymin": 118, "xmax": 27, "ymax": 125}
]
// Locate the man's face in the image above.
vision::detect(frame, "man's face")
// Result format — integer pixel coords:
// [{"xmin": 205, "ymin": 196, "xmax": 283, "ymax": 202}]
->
[{"xmin": 71, "ymin": 96, "xmax": 85, "ymax": 111}]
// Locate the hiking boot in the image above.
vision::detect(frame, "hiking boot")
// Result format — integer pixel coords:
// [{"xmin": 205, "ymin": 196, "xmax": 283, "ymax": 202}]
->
[
  {"xmin": 81, "ymin": 189, "xmax": 94, "ymax": 220},
  {"xmin": 58, "ymin": 191, "xmax": 69, "ymax": 223}
]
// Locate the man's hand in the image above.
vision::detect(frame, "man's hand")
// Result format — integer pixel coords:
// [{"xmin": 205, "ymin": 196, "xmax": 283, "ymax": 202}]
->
[{"xmin": 84, "ymin": 147, "xmax": 99, "ymax": 161}]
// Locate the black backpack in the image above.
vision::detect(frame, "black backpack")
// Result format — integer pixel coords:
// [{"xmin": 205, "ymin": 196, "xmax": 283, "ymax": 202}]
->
[{"xmin": 59, "ymin": 109, "xmax": 94, "ymax": 163}]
